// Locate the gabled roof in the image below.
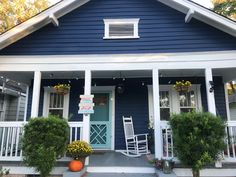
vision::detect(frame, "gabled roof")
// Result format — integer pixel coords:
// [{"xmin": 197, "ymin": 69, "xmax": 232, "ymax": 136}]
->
[{"xmin": 0, "ymin": 0, "xmax": 235, "ymax": 50}]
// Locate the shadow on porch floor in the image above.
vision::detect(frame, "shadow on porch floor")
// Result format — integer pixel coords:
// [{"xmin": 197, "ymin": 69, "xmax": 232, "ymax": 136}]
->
[{"xmin": 88, "ymin": 152, "xmax": 153, "ymax": 167}]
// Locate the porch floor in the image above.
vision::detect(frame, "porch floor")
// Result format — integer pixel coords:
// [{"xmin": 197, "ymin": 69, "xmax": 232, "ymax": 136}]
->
[{"xmin": 88, "ymin": 152, "xmax": 153, "ymax": 167}]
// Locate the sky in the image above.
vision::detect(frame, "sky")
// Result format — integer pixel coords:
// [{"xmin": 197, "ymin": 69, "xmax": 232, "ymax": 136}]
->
[{"xmin": 191, "ymin": 0, "xmax": 214, "ymax": 8}]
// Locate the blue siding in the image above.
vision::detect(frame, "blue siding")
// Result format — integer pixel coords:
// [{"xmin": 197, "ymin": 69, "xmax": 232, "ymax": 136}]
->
[
  {"xmin": 1, "ymin": 0, "xmax": 236, "ymax": 55},
  {"xmin": 26, "ymin": 77, "xmax": 226, "ymax": 149}
]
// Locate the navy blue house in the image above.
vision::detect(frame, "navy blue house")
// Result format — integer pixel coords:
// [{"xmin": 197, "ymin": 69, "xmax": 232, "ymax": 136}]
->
[{"xmin": 0, "ymin": 0, "xmax": 236, "ymax": 173}]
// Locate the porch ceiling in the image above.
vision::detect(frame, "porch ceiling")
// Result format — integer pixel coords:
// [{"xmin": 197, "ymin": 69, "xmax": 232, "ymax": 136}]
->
[
  {"xmin": 213, "ymin": 68, "xmax": 236, "ymax": 82},
  {"xmin": 0, "ymin": 68, "xmax": 230, "ymax": 85}
]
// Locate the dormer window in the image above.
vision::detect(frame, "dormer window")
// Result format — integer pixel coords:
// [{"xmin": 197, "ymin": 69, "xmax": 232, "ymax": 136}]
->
[{"xmin": 103, "ymin": 19, "xmax": 140, "ymax": 39}]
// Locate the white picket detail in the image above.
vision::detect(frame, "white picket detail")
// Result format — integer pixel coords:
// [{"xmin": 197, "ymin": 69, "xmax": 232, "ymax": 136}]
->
[
  {"xmin": 161, "ymin": 125, "xmax": 174, "ymax": 159},
  {"xmin": 0, "ymin": 121, "xmax": 83, "ymax": 161},
  {"xmin": 0, "ymin": 122, "xmax": 25, "ymax": 161},
  {"xmin": 223, "ymin": 121, "xmax": 236, "ymax": 162}
]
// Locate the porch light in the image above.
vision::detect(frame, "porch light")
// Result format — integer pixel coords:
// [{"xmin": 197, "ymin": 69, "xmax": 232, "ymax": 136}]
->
[{"xmin": 116, "ymin": 83, "xmax": 125, "ymax": 94}]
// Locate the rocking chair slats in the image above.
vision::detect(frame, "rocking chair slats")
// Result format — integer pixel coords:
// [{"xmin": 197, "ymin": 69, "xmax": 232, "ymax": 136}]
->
[{"xmin": 122, "ymin": 116, "xmax": 149, "ymax": 157}]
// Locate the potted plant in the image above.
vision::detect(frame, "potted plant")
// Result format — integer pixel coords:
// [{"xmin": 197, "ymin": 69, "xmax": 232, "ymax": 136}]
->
[
  {"xmin": 53, "ymin": 83, "xmax": 71, "ymax": 95},
  {"xmin": 173, "ymin": 80, "xmax": 192, "ymax": 93},
  {"xmin": 155, "ymin": 158, "xmax": 174, "ymax": 174},
  {"xmin": 67, "ymin": 140, "xmax": 93, "ymax": 172}
]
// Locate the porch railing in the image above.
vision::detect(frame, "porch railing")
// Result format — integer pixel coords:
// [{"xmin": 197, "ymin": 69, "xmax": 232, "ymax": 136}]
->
[
  {"xmin": 223, "ymin": 121, "xmax": 236, "ymax": 162},
  {"xmin": 0, "ymin": 121, "xmax": 83, "ymax": 161},
  {"xmin": 161, "ymin": 121, "xmax": 236, "ymax": 162}
]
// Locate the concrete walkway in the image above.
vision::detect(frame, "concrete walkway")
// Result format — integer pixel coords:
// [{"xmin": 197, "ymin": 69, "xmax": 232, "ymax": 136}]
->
[{"xmin": 84, "ymin": 173, "xmax": 156, "ymax": 177}]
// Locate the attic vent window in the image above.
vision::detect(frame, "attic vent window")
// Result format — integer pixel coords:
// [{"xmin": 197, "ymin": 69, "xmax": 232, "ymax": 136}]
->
[{"xmin": 103, "ymin": 19, "xmax": 140, "ymax": 39}]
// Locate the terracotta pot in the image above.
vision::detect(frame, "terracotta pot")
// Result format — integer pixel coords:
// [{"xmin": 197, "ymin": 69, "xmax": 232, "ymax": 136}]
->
[{"xmin": 68, "ymin": 160, "xmax": 83, "ymax": 172}]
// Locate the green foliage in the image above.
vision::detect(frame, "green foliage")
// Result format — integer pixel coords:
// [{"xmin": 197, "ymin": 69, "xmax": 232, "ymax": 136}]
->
[
  {"xmin": 22, "ymin": 115, "xmax": 69, "ymax": 177},
  {"xmin": 170, "ymin": 112, "xmax": 226, "ymax": 177},
  {"xmin": 0, "ymin": 168, "xmax": 9, "ymax": 177},
  {"xmin": 213, "ymin": 0, "xmax": 236, "ymax": 21}
]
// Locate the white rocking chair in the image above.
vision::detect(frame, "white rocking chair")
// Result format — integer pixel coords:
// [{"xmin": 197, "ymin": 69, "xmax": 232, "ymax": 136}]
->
[{"xmin": 122, "ymin": 116, "xmax": 149, "ymax": 157}]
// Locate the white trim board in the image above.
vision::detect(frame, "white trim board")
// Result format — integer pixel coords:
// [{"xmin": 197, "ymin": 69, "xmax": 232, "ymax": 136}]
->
[
  {"xmin": 174, "ymin": 168, "xmax": 236, "ymax": 177},
  {"xmin": 0, "ymin": 51, "xmax": 236, "ymax": 71}
]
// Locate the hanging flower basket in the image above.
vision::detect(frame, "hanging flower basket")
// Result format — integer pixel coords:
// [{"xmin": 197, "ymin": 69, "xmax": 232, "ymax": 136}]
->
[
  {"xmin": 53, "ymin": 84, "xmax": 70, "ymax": 95},
  {"xmin": 173, "ymin": 80, "xmax": 191, "ymax": 93}
]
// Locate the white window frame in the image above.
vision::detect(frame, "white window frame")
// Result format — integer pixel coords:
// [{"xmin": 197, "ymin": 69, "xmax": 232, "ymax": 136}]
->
[
  {"xmin": 103, "ymin": 18, "xmax": 140, "ymax": 39},
  {"xmin": 43, "ymin": 87, "xmax": 70, "ymax": 119},
  {"xmin": 148, "ymin": 84, "xmax": 202, "ymax": 128}
]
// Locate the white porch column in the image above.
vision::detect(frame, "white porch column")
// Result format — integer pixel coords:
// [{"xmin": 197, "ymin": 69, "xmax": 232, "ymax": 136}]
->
[
  {"xmin": 82, "ymin": 69, "xmax": 91, "ymax": 143},
  {"xmin": 205, "ymin": 68, "xmax": 216, "ymax": 115},
  {"xmin": 31, "ymin": 71, "xmax": 41, "ymax": 117},
  {"xmin": 83, "ymin": 70, "xmax": 91, "ymax": 165},
  {"xmin": 152, "ymin": 68, "xmax": 162, "ymax": 159}
]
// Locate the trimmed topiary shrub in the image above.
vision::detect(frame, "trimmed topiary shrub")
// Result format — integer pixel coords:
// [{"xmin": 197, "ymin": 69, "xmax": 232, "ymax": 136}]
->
[
  {"xmin": 22, "ymin": 115, "xmax": 69, "ymax": 177},
  {"xmin": 170, "ymin": 112, "xmax": 226, "ymax": 177}
]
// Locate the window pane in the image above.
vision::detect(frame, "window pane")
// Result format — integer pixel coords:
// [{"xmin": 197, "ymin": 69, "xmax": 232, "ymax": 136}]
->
[
  {"xmin": 160, "ymin": 91, "xmax": 169, "ymax": 107},
  {"xmin": 180, "ymin": 108, "xmax": 195, "ymax": 113},
  {"xmin": 49, "ymin": 93, "xmax": 64, "ymax": 108},
  {"xmin": 179, "ymin": 91, "xmax": 195, "ymax": 107},
  {"xmin": 109, "ymin": 24, "xmax": 134, "ymax": 37},
  {"xmin": 49, "ymin": 109, "xmax": 63, "ymax": 118},
  {"xmin": 160, "ymin": 108, "xmax": 170, "ymax": 121}
]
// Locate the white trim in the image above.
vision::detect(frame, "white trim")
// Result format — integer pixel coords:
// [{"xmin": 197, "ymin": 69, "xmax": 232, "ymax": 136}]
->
[
  {"xmin": 49, "ymin": 14, "xmax": 59, "ymax": 27},
  {"xmin": 173, "ymin": 168, "xmax": 236, "ymax": 177},
  {"xmin": 103, "ymin": 18, "xmax": 140, "ymax": 39},
  {"xmin": 0, "ymin": 51, "xmax": 236, "ymax": 71},
  {"xmin": 0, "ymin": 0, "xmax": 90, "ymax": 50},
  {"xmin": 42, "ymin": 87, "xmax": 70, "ymax": 118},
  {"xmin": 91, "ymin": 86, "xmax": 116, "ymax": 150},
  {"xmin": 185, "ymin": 9, "xmax": 194, "ymax": 23},
  {"xmin": 158, "ymin": 0, "xmax": 236, "ymax": 37},
  {"xmin": 86, "ymin": 167, "xmax": 155, "ymax": 173},
  {"xmin": 152, "ymin": 69, "xmax": 162, "ymax": 159}
]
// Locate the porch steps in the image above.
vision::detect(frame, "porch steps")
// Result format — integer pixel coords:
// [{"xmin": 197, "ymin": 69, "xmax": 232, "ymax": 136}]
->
[
  {"xmin": 86, "ymin": 166, "xmax": 155, "ymax": 173},
  {"xmin": 84, "ymin": 173, "xmax": 156, "ymax": 177}
]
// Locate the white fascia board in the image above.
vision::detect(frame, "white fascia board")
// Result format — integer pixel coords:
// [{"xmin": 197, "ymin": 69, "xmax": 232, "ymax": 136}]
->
[
  {"xmin": 158, "ymin": 0, "xmax": 236, "ymax": 37},
  {"xmin": 0, "ymin": 51, "xmax": 236, "ymax": 71},
  {"xmin": 0, "ymin": 0, "xmax": 90, "ymax": 50}
]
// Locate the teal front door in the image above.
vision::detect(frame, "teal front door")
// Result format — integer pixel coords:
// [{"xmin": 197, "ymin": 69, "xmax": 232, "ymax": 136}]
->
[{"xmin": 90, "ymin": 93, "xmax": 111, "ymax": 149}]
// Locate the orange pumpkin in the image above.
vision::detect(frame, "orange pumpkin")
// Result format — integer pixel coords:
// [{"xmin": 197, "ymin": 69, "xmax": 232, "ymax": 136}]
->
[{"xmin": 68, "ymin": 160, "xmax": 83, "ymax": 172}]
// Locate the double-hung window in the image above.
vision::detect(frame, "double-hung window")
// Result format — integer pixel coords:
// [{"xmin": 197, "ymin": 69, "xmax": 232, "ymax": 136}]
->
[{"xmin": 43, "ymin": 87, "xmax": 69, "ymax": 119}]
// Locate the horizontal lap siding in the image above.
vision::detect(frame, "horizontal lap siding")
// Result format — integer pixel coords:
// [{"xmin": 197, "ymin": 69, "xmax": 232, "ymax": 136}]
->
[
  {"xmin": 26, "ymin": 77, "xmax": 226, "ymax": 149},
  {"xmin": 1, "ymin": 0, "xmax": 236, "ymax": 55}
]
